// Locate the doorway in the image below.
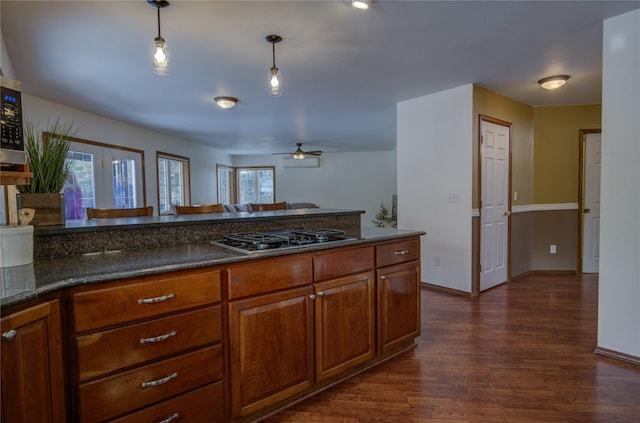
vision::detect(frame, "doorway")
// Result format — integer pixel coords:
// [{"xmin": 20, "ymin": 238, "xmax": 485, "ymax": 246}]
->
[
  {"xmin": 479, "ymin": 116, "xmax": 512, "ymax": 291},
  {"xmin": 579, "ymin": 129, "xmax": 602, "ymax": 273}
]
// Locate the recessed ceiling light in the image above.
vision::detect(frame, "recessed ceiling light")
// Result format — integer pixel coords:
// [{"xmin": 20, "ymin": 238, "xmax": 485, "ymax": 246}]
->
[
  {"xmin": 538, "ymin": 75, "xmax": 570, "ymax": 90},
  {"xmin": 214, "ymin": 96, "xmax": 238, "ymax": 109}
]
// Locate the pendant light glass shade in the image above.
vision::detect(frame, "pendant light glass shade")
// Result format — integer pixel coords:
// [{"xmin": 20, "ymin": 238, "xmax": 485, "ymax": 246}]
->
[
  {"xmin": 352, "ymin": 1, "xmax": 370, "ymax": 10},
  {"xmin": 153, "ymin": 36, "xmax": 169, "ymax": 75},
  {"xmin": 269, "ymin": 67, "xmax": 282, "ymax": 97},
  {"xmin": 266, "ymin": 35, "xmax": 283, "ymax": 97}
]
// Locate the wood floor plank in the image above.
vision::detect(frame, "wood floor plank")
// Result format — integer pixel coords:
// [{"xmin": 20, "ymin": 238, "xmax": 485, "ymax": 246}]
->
[{"xmin": 263, "ymin": 274, "xmax": 640, "ymax": 423}]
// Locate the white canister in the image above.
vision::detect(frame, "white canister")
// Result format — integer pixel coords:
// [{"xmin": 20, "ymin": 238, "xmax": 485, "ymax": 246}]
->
[{"xmin": 0, "ymin": 225, "xmax": 34, "ymax": 268}]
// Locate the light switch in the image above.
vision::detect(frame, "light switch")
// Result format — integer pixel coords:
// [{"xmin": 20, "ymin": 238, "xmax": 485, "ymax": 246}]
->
[
  {"xmin": 550, "ymin": 245, "xmax": 557, "ymax": 254},
  {"xmin": 448, "ymin": 192, "xmax": 461, "ymax": 203},
  {"xmin": 513, "ymin": 191, "xmax": 518, "ymax": 201}
]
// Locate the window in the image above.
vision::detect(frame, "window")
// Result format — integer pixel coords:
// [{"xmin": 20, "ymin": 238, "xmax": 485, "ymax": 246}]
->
[
  {"xmin": 157, "ymin": 152, "xmax": 190, "ymax": 215},
  {"xmin": 236, "ymin": 166, "xmax": 275, "ymax": 204},
  {"xmin": 64, "ymin": 137, "xmax": 145, "ymax": 220},
  {"xmin": 217, "ymin": 164, "xmax": 235, "ymax": 204}
]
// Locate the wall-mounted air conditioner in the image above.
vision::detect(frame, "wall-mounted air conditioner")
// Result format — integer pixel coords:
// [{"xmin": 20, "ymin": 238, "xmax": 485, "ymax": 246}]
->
[{"xmin": 282, "ymin": 156, "xmax": 320, "ymax": 168}]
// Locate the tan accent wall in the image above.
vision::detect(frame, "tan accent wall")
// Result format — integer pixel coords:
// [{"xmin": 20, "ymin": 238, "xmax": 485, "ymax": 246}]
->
[
  {"xmin": 533, "ymin": 105, "xmax": 601, "ymax": 204},
  {"xmin": 531, "ymin": 210, "xmax": 579, "ymax": 271},
  {"xmin": 510, "ymin": 211, "xmax": 533, "ymax": 277},
  {"xmin": 472, "ymin": 85, "xmax": 534, "ymax": 208}
]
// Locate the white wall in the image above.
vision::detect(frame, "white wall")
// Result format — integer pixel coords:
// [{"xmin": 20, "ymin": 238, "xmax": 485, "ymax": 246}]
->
[
  {"xmin": 598, "ymin": 9, "xmax": 640, "ymax": 358},
  {"xmin": 397, "ymin": 84, "xmax": 473, "ymax": 292},
  {"xmin": 234, "ymin": 150, "xmax": 397, "ymax": 225},
  {"xmin": 21, "ymin": 95, "xmax": 232, "ymax": 212}
]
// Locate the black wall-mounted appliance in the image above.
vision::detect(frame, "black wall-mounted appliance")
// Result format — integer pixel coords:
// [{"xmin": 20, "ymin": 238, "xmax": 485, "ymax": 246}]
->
[{"xmin": 1, "ymin": 76, "xmax": 26, "ymax": 166}]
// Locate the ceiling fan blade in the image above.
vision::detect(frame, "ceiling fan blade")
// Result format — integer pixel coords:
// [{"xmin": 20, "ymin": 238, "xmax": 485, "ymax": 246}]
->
[
  {"xmin": 306, "ymin": 151, "xmax": 323, "ymax": 155},
  {"xmin": 272, "ymin": 152, "xmax": 294, "ymax": 155}
]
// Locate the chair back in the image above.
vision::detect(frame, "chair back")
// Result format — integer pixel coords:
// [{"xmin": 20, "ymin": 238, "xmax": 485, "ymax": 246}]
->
[
  {"xmin": 174, "ymin": 204, "xmax": 224, "ymax": 215},
  {"xmin": 250, "ymin": 201, "xmax": 287, "ymax": 211},
  {"xmin": 86, "ymin": 206, "xmax": 153, "ymax": 219}
]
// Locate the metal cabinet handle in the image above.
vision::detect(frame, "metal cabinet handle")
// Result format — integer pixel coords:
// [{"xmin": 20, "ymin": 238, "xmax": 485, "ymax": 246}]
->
[
  {"xmin": 157, "ymin": 413, "xmax": 179, "ymax": 423},
  {"xmin": 380, "ymin": 275, "xmax": 386, "ymax": 280},
  {"xmin": 141, "ymin": 372, "xmax": 178, "ymax": 388},
  {"xmin": 2, "ymin": 330, "xmax": 17, "ymax": 340},
  {"xmin": 317, "ymin": 291, "xmax": 325, "ymax": 297},
  {"xmin": 140, "ymin": 331, "xmax": 177, "ymax": 344},
  {"xmin": 138, "ymin": 293, "xmax": 175, "ymax": 304},
  {"xmin": 309, "ymin": 294, "xmax": 316, "ymax": 300},
  {"xmin": 394, "ymin": 250, "xmax": 409, "ymax": 255}
]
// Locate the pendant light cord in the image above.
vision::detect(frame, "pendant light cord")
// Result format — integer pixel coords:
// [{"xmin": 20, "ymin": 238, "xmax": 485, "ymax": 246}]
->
[
  {"xmin": 157, "ymin": 7, "xmax": 162, "ymax": 38},
  {"xmin": 272, "ymin": 41, "xmax": 277, "ymax": 70}
]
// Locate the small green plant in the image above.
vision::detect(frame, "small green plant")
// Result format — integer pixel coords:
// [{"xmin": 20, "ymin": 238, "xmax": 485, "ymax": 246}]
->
[
  {"xmin": 372, "ymin": 201, "xmax": 397, "ymax": 228},
  {"xmin": 18, "ymin": 119, "xmax": 76, "ymax": 194}
]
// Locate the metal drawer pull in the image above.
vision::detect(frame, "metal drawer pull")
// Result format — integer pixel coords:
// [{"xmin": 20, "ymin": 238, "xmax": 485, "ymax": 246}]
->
[
  {"xmin": 380, "ymin": 275, "xmax": 386, "ymax": 280},
  {"xmin": 141, "ymin": 372, "xmax": 178, "ymax": 388},
  {"xmin": 157, "ymin": 413, "xmax": 179, "ymax": 423},
  {"xmin": 137, "ymin": 293, "xmax": 175, "ymax": 304},
  {"xmin": 140, "ymin": 330, "xmax": 177, "ymax": 344},
  {"xmin": 2, "ymin": 330, "xmax": 17, "ymax": 340},
  {"xmin": 309, "ymin": 294, "xmax": 316, "ymax": 300},
  {"xmin": 394, "ymin": 250, "xmax": 409, "ymax": 255}
]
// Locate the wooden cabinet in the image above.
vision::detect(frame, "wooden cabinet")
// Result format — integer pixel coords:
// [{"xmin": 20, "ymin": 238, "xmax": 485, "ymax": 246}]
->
[
  {"xmin": 376, "ymin": 238, "xmax": 421, "ymax": 354},
  {"xmin": 314, "ymin": 271, "xmax": 375, "ymax": 381},
  {"xmin": 70, "ymin": 268, "xmax": 223, "ymax": 422},
  {"xmin": 227, "ymin": 256, "xmax": 314, "ymax": 418},
  {"xmin": 1, "ymin": 300, "xmax": 66, "ymax": 422}
]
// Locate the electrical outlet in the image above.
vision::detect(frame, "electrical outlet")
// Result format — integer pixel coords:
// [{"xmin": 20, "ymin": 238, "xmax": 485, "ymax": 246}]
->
[
  {"xmin": 550, "ymin": 245, "xmax": 557, "ymax": 254},
  {"xmin": 433, "ymin": 255, "xmax": 440, "ymax": 266}
]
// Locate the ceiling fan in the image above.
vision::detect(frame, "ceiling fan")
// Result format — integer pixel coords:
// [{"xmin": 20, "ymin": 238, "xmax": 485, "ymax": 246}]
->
[{"xmin": 272, "ymin": 143, "xmax": 323, "ymax": 159}]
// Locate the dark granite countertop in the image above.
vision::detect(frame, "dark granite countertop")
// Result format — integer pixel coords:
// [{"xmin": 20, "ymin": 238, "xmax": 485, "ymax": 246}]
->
[{"xmin": 1, "ymin": 227, "xmax": 425, "ymax": 309}]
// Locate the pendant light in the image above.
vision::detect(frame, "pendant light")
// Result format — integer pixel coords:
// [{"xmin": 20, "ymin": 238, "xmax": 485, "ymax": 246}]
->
[
  {"xmin": 149, "ymin": 0, "xmax": 170, "ymax": 76},
  {"xmin": 266, "ymin": 35, "xmax": 282, "ymax": 97}
]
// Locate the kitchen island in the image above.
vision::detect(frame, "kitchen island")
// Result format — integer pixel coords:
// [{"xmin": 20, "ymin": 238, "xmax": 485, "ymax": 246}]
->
[{"xmin": 1, "ymin": 209, "xmax": 424, "ymax": 423}]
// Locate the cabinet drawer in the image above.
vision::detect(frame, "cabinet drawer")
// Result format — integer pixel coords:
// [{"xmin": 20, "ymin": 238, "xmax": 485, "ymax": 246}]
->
[
  {"xmin": 227, "ymin": 256, "xmax": 312, "ymax": 299},
  {"xmin": 314, "ymin": 246, "xmax": 374, "ymax": 281},
  {"xmin": 73, "ymin": 269, "xmax": 221, "ymax": 332},
  {"xmin": 79, "ymin": 344, "xmax": 222, "ymax": 422},
  {"xmin": 109, "ymin": 381, "xmax": 224, "ymax": 423},
  {"xmin": 76, "ymin": 305, "xmax": 222, "ymax": 382},
  {"xmin": 376, "ymin": 237, "xmax": 420, "ymax": 268}
]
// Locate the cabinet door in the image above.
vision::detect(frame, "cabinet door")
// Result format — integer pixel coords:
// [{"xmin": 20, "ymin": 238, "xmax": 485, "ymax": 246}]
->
[
  {"xmin": 377, "ymin": 261, "xmax": 421, "ymax": 354},
  {"xmin": 228, "ymin": 286, "xmax": 314, "ymax": 418},
  {"xmin": 314, "ymin": 271, "xmax": 375, "ymax": 381},
  {"xmin": 1, "ymin": 300, "xmax": 66, "ymax": 422}
]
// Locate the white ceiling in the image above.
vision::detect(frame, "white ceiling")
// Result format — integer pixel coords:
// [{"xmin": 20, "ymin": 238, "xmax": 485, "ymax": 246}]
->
[{"xmin": 2, "ymin": 1, "xmax": 639, "ymax": 155}]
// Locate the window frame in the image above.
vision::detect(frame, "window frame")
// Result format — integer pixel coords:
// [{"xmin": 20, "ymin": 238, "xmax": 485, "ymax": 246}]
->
[
  {"xmin": 216, "ymin": 164, "xmax": 235, "ymax": 205},
  {"xmin": 234, "ymin": 165, "xmax": 276, "ymax": 204},
  {"xmin": 156, "ymin": 151, "xmax": 191, "ymax": 215},
  {"xmin": 61, "ymin": 134, "xmax": 147, "ymax": 219}
]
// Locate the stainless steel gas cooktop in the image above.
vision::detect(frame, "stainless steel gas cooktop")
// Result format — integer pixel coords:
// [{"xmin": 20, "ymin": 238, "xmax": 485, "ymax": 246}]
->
[{"xmin": 211, "ymin": 228, "xmax": 354, "ymax": 254}]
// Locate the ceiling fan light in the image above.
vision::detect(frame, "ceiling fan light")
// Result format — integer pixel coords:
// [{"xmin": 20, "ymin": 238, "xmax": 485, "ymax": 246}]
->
[
  {"xmin": 538, "ymin": 75, "xmax": 569, "ymax": 90},
  {"xmin": 214, "ymin": 96, "xmax": 238, "ymax": 109},
  {"xmin": 293, "ymin": 151, "xmax": 306, "ymax": 160}
]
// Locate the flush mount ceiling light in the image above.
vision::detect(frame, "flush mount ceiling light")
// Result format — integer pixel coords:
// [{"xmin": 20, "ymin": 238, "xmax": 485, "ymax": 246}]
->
[
  {"xmin": 214, "ymin": 96, "xmax": 238, "ymax": 109},
  {"xmin": 148, "ymin": 0, "xmax": 170, "ymax": 76},
  {"xmin": 351, "ymin": 0, "xmax": 372, "ymax": 10},
  {"xmin": 266, "ymin": 35, "xmax": 282, "ymax": 97},
  {"xmin": 538, "ymin": 75, "xmax": 570, "ymax": 90}
]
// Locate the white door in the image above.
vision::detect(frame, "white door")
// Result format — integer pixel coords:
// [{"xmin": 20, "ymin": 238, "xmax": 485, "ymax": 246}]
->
[
  {"xmin": 480, "ymin": 119, "xmax": 510, "ymax": 291},
  {"xmin": 582, "ymin": 132, "xmax": 601, "ymax": 273}
]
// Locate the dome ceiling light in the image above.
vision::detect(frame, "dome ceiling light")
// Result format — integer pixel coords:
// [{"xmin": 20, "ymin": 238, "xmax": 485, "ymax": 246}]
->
[
  {"xmin": 214, "ymin": 96, "xmax": 238, "ymax": 109},
  {"xmin": 351, "ymin": 1, "xmax": 371, "ymax": 10},
  {"xmin": 538, "ymin": 75, "xmax": 570, "ymax": 90}
]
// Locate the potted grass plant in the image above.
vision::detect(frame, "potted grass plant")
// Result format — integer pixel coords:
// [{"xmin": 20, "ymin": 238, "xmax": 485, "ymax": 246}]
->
[
  {"xmin": 372, "ymin": 201, "xmax": 397, "ymax": 228},
  {"xmin": 17, "ymin": 119, "xmax": 76, "ymax": 226}
]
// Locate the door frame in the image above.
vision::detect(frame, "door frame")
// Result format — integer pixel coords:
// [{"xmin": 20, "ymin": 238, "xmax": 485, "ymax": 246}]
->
[
  {"xmin": 475, "ymin": 114, "xmax": 513, "ymax": 295},
  {"xmin": 577, "ymin": 128, "xmax": 602, "ymax": 273}
]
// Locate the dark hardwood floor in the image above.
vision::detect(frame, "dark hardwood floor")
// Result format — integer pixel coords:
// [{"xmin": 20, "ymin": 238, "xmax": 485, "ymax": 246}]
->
[{"xmin": 263, "ymin": 273, "xmax": 640, "ymax": 423}]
